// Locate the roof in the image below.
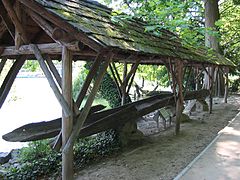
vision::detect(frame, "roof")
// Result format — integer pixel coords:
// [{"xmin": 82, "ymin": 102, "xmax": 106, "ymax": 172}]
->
[{"xmin": 0, "ymin": 0, "xmax": 235, "ymax": 67}]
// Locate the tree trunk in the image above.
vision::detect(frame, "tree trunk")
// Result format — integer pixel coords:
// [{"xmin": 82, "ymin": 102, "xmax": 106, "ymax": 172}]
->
[{"xmin": 204, "ymin": 0, "xmax": 224, "ymax": 96}]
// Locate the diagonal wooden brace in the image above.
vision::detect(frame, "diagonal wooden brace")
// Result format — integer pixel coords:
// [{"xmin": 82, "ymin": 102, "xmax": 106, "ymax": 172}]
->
[
  {"xmin": 0, "ymin": 56, "xmax": 26, "ymax": 108},
  {"xmin": 63, "ymin": 52, "xmax": 113, "ymax": 153},
  {"xmin": 0, "ymin": 57, "xmax": 7, "ymax": 75},
  {"xmin": 30, "ymin": 44, "xmax": 72, "ymax": 118}
]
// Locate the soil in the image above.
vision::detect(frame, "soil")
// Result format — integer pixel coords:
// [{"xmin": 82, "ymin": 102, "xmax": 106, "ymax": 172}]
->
[{"xmin": 74, "ymin": 95, "xmax": 240, "ymax": 180}]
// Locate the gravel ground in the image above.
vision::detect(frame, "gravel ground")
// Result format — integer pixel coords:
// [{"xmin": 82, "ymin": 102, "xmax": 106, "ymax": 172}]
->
[{"xmin": 74, "ymin": 95, "xmax": 240, "ymax": 180}]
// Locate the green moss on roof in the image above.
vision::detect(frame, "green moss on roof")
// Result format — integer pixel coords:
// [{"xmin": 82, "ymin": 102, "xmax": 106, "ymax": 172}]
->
[{"xmin": 34, "ymin": 0, "xmax": 235, "ymax": 67}]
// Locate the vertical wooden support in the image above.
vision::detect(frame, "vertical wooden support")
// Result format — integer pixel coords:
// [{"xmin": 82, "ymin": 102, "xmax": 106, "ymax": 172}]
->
[
  {"xmin": 121, "ymin": 62, "xmax": 128, "ymax": 105},
  {"xmin": 14, "ymin": 1, "xmax": 22, "ymax": 49},
  {"xmin": 209, "ymin": 66, "xmax": 215, "ymax": 114},
  {"xmin": 175, "ymin": 61, "xmax": 184, "ymax": 135},
  {"xmin": 63, "ymin": 52, "xmax": 113, "ymax": 153},
  {"xmin": 62, "ymin": 46, "xmax": 73, "ymax": 180},
  {"xmin": 224, "ymin": 67, "xmax": 229, "ymax": 103}
]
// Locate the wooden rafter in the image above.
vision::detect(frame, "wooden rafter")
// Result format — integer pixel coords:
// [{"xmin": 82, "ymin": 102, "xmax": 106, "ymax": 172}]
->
[
  {"xmin": 25, "ymin": 8, "xmax": 75, "ymax": 44},
  {"xmin": 18, "ymin": 0, "xmax": 104, "ymax": 52},
  {"xmin": 2, "ymin": 0, "xmax": 29, "ymax": 44},
  {"xmin": 14, "ymin": 1, "xmax": 23, "ymax": 49},
  {"xmin": 0, "ymin": 56, "xmax": 26, "ymax": 108},
  {"xmin": 63, "ymin": 52, "xmax": 113, "ymax": 153},
  {"xmin": 0, "ymin": 6, "xmax": 15, "ymax": 39},
  {"xmin": 30, "ymin": 44, "xmax": 72, "ymax": 117}
]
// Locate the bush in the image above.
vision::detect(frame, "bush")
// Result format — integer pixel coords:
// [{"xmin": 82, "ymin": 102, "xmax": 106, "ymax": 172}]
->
[
  {"xmin": 5, "ymin": 131, "xmax": 120, "ymax": 179},
  {"xmin": 230, "ymin": 78, "xmax": 240, "ymax": 92},
  {"xmin": 5, "ymin": 140, "xmax": 61, "ymax": 179}
]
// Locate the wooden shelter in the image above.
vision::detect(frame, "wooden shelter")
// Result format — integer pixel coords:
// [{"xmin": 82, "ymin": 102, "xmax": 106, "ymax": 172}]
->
[{"xmin": 0, "ymin": 0, "xmax": 234, "ymax": 179}]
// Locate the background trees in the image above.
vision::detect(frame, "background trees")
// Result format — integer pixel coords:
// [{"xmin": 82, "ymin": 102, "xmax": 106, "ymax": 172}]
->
[{"xmin": 101, "ymin": 0, "xmax": 240, "ymax": 92}]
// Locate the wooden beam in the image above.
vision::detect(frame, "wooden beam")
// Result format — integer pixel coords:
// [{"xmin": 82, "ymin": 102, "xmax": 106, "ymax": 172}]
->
[
  {"xmin": 175, "ymin": 60, "xmax": 184, "ymax": 135},
  {"xmin": 30, "ymin": 44, "xmax": 72, "ymax": 117},
  {"xmin": 26, "ymin": 9, "xmax": 75, "ymax": 44},
  {"xmin": 14, "ymin": 1, "xmax": 23, "ymax": 49},
  {"xmin": 123, "ymin": 59, "xmax": 140, "ymax": 87},
  {"xmin": 121, "ymin": 61, "xmax": 128, "ymax": 105},
  {"xmin": 0, "ymin": 57, "xmax": 7, "ymax": 75},
  {"xmin": 2, "ymin": 0, "xmax": 29, "ymax": 44},
  {"xmin": 112, "ymin": 63, "xmax": 123, "ymax": 86},
  {"xmin": 109, "ymin": 63, "xmax": 122, "ymax": 97},
  {"xmin": 45, "ymin": 56, "xmax": 62, "ymax": 88},
  {"xmin": 224, "ymin": 67, "xmax": 229, "ymax": 103},
  {"xmin": 127, "ymin": 68, "xmax": 137, "ymax": 94},
  {"xmin": 75, "ymin": 52, "xmax": 103, "ymax": 107},
  {"xmin": 61, "ymin": 46, "xmax": 73, "ymax": 180},
  {"xmin": 1, "ymin": 43, "xmax": 84, "ymax": 56},
  {"xmin": 19, "ymin": 0, "xmax": 104, "ymax": 51},
  {"xmin": 0, "ymin": 56, "xmax": 26, "ymax": 108},
  {"xmin": 0, "ymin": 7, "xmax": 15, "ymax": 39},
  {"xmin": 63, "ymin": 52, "xmax": 113, "ymax": 153}
]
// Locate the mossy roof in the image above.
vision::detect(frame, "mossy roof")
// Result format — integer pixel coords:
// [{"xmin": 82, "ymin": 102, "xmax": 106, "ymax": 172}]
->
[{"xmin": 33, "ymin": 0, "xmax": 234, "ymax": 66}]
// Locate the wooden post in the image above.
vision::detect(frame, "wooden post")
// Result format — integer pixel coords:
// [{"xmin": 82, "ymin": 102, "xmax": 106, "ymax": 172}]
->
[
  {"xmin": 63, "ymin": 52, "xmax": 113, "ymax": 152},
  {"xmin": 121, "ymin": 62, "xmax": 127, "ymax": 105},
  {"xmin": 14, "ymin": 1, "xmax": 22, "ymax": 49},
  {"xmin": 62, "ymin": 46, "xmax": 73, "ymax": 180},
  {"xmin": 175, "ymin": 61, "xmax": 184, "ymax": 135},
  {"xmin": 209, "ymin": 66, "xmax": 215, "ymax": 114},
  {"xmin": 224, "ymin": 67, "xmax": 229, "ymax": 103}
]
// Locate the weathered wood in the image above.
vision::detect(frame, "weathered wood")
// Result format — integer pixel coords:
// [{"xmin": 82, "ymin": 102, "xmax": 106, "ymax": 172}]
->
[
  {"xmin": 0, "ymin": 7, "xmax": 15, "ymax": 39},
  {"xmin": 0, "ymin": 56, "xmax": 26, "ymax": 108},
  {"xmin": 45, "ymin": 56, "xmax": 62, "ymax": 88},
  {"xmin": 1, "ymin": 43, "xmax": 84, "ymax": 56},
  {"xmin": 109, "ymin": 63, "xmax": 122, "ymax": 97},
  {"xmin": 30, "ymin": 44, "xmax": 72, "ymax": 117},
  {"xmin": 0, "ymin": 58, "xmax": 7, "ymax": 75},
  {"xmin": 2, "ymin": 105, "xmax": 107, "ymax": 142},
  {"xmin": 121, "ymin": 61, "xmax": 128, "ymax": 105},
  {"xmin": 62, "ymin": 46, "xmax": 73, "ymax": 180},
  {"xmin": 26, "ymin": 9, "xmax": 76, "ymax": 44},
  {"xmin": 19, "ymin": 0, "xmax": 104, "ymax": 51},
  {"xmin": 63, "ymin": 52, "xmax": 113, "ymax": 153},
  {"xmin": 14, "ymin": 1, "xmax": 23, "ymax": 49},
  {"xmin": 112, "ymin": 63, "xmax": 123, "ymax": 86},
  {"xmin": 2, "ymin": 89, "xmax": 209, "ymax": 142},
  {"xmin": 175, "ymin": 60, "xmax": 184, "ymax": 135},
  {"xmin": 75, "ymin": 52, "xmax": 103, "ymax": 107},
  {"xmin": 2, "ymin": 0, "xmax": 29, "ymax": 44},
  {"xmin": 224, "ymin": 67, "xmax": 229, "ymax": 103}
]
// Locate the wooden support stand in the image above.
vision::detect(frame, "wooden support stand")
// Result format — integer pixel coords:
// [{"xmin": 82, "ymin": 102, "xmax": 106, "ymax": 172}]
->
[
  {"xmin": 175, "ymin": 61, "xmax": 184, "ymax": 135},
  {"xmin": 62, "ymin": 46, "xmax": 73, "ymax": 180}
]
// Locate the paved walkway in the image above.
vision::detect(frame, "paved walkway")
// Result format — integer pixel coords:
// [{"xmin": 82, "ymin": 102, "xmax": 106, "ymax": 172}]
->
[{"xmin": 175, "ymin": 112, "xmax": 240, "ymax": 180}]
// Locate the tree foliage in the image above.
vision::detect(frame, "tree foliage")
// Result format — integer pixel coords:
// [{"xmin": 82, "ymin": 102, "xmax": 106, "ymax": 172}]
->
[{"xmin": 218, "ymin": 0, "xmax": 240, "ymax": 73}]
